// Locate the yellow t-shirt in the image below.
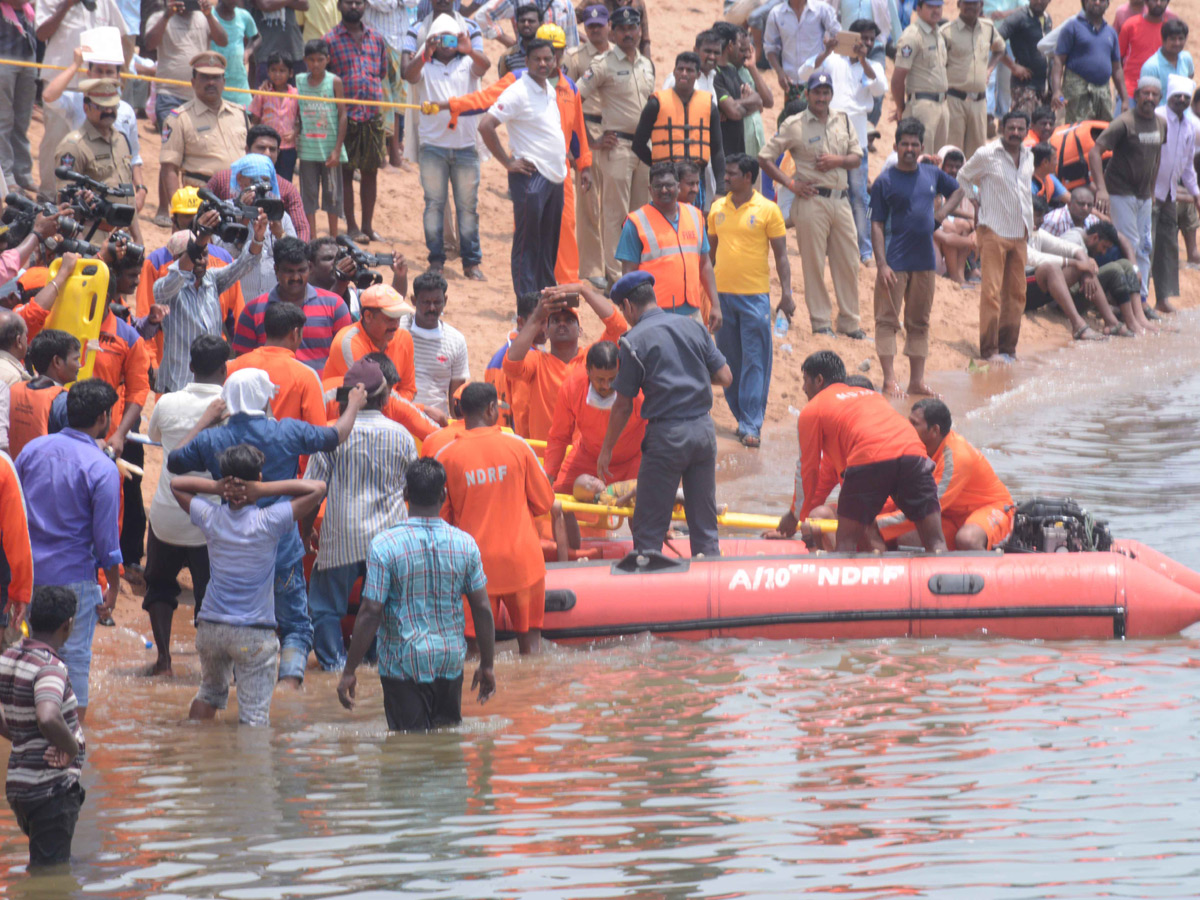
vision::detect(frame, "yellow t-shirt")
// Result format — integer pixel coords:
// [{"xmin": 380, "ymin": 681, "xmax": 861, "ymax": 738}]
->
[{"xmin": 707, "ymin": 190, "xmax": 787, "ymax": 295}]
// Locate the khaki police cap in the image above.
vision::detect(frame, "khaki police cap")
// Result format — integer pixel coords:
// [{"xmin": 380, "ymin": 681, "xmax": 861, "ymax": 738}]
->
[
  {"xmin": 190, "ymin": 51, "xmax": 227, "ymax": 75},
  {"xmin": 79, "ymin": 78, "xmax": 122, "ymax": 107}
]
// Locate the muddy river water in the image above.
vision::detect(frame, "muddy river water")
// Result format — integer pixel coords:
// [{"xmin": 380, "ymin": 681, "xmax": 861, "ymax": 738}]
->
[{"xmin": 2, "ymin": 317, "xmax": 1200, "ymax": 899}]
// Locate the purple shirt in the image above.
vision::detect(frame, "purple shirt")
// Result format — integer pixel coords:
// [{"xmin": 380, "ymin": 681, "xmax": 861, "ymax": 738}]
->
[
  {"xmin": 14, "ymin": 428, "xmax": 122, "ymax": 585},
  {"xmin": 324, "ymin": 22, "xmax": 389, "ymax": 123}
]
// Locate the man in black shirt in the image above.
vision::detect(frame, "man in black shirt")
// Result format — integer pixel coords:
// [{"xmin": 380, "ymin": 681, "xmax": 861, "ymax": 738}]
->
[{"xmin": 997, "ymin": 0, "xmax": 1052, "ymax": 115}]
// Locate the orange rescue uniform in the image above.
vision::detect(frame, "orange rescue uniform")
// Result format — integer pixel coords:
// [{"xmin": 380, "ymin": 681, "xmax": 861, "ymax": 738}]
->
[
  {"xmin": 7, "ymin": 381, "xmax": 65, "ymax": 460},
  {"xmin": 793, "ymin": 385, "xmax": 928, "ymax": 519},
  {"xmin": 0, "ymin": 452, "xmax": 33, "ymax": 613},
  {"xmin": 436, "ymin": 425, "xmax": 555, "ymax": 632},
  {"xmin": 229, "ymin": 345, "xmax": 328, "ymax": 426},
  {"xmin": 545, "ymin": 366, "xmax": 646, "ymax": 491},
  {"xmin": 321, "ymin": 322, "xmax": 418, "ymax": 400},
  {"xmin": 420, "ymin": 420, "xmax": 466, "ymax": 460},
  {"xmin": 136, "ymin": 254, "xmax": 244, "ymax": 365},
  {"xmin": 92, "ymin": 311, "xmax": 152, "ymax": 439},
  {"xmin": 877, "ymin": 429, "xmax": 1014, "ymax": 548},
  {"xmin": 14, "ymin": 301, "xmax": 50, "ymax": 341},
  {"xmin": 501, "ymin": 311, "xmax": 627, "ymax": 442},
  {"xmin": 320, "ymin": 376, "xmax": 439, "ymax": 443}
]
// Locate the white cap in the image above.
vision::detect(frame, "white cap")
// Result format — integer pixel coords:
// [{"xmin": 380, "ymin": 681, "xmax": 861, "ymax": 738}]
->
[
  {"xmin": 1167, "ymin": 73, "xmax": 1195, "ymax": 99},
  {"xmin": 428, "ymin": 13, "xmax": 459, "ymax": 37},
  {"xmin": 80, "ymin": 26, "xmax": 125, "ymax": 66}
]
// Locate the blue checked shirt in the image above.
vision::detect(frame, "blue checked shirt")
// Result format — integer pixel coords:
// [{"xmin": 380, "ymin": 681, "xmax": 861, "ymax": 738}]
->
[{"xmin": 364, "ymin": 517, "xmax": 487, "ymax": 683}]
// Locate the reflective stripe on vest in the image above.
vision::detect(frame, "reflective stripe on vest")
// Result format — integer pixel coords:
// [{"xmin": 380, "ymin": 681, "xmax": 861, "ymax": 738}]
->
[
  {"xmin": 650, "ymin": 89, "xmax": 712, "ymax": 164},
  {"xmin": 629, "ymin": 204, "xmax": 703, "ymax": 310}
]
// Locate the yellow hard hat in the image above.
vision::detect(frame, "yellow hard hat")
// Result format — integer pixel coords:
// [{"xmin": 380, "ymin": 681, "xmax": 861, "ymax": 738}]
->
[
  {"xmin": 169, "ymin": 186, "xmax": 202, "ymax": 215},
  {"xmin": 536, "ymin": 23, "xmax": 566, "ymax": 49}
]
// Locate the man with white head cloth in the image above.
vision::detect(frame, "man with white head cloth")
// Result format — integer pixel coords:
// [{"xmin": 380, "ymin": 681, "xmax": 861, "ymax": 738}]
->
[
  {"xmin": 1150, "ymin": 74, "xmax": 1199, "ymax": 313},
  {"xmin": 167, "ymin": 366, "xmax": 369, "ymax": 686}
]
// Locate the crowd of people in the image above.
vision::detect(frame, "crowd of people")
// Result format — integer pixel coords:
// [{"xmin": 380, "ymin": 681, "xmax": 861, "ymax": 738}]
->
[{"xmin": 0, "ymin": 0, "xmax": 1195, "ymax": 874}]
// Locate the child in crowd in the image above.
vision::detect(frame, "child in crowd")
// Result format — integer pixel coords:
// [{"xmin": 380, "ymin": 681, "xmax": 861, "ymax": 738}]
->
[
  {"xmin": 249, "ymin": 53, "xmax": 300, "ymax": 181},
  {"xmin": 297, "ymin": 39, "xmax": 348, "ymax": 239}
]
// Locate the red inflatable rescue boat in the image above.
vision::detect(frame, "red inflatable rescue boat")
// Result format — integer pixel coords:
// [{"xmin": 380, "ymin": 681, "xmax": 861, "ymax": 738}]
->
[{"xmin": 533, "ymin": 539, "xmax": 1200, "ymax": 642}]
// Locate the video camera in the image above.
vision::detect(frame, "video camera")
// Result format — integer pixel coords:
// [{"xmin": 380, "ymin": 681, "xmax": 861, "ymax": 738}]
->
[
  {"xmin": 335, "ymin": 234, "xmax": 395, "ymax": 290},
  {"xmin": 0, "ymin": 193, "xmax": 104, "ymax": 259},
  {"xmin": 195, "ymin": 187, "xmax": 251, "ymax": 245},
  {"xmin": 241, "ymin": 180, "xmax": 286, "ymax": 222},
  {"xmin": 55, "ymin": 167, "xmax": 136, "ymax": 233}
]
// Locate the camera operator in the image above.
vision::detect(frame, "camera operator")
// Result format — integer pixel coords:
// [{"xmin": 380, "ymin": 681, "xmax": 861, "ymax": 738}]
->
[
  {"xmin": 307, "ymin": 235, "xmax": 409, "ymax": 319},
  {"xmin": 0, "ymin": 206, "xmax": 67, "ymax": 285},
  {"xmin": 53, "ymin": 79, "xmax": 142, "ymax": 245},
  {"xmin": 211, "ymin": 153, "xmax": 296, "ymax": 302},
  {"xmin": 154, "ymin": 209, "xmax": 268, "ymax": 393}
]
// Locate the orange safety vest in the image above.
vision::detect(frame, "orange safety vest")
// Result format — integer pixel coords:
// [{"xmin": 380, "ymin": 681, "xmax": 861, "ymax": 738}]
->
[
  {"xmin": 1048, "ymin": 120, "xmax": 1112, "ymax": 190},
  {"xmin": 650, "ymin": 88, "xmax": 712, "ymax": 164},
  {"xmin": 628, "ymin": 203, "xmax": 704, "ymax": 311},
  {"xmin": 8, "ymin": 382, "xmax": 65, "ymax": 460}
]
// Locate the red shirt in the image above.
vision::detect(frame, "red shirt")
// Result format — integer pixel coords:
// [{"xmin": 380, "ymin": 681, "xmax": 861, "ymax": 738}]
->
[{"xmin": 1119, "ymin": 12, "xmax": 1178, "ymax": 96}]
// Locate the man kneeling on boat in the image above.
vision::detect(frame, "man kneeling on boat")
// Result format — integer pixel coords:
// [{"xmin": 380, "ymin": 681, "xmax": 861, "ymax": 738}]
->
[{"xmin": 772, "ymin": 351, "xmax": 947, "ymax": 553}]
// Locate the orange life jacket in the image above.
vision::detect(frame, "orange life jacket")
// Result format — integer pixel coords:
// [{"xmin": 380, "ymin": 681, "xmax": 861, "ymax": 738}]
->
[
  {"xmin": 1049, "ymin": 120, "xmax": 1112, "ymax": 190},
  {"xmin": 627, "ymin": 203, "xmax": 704, "ymax": 311},
  {"xmin": 650, "ymin": 88, "xmax": 712, "ymax": 164},
  {"xmin": 8, "ymin": 382, "xmax": 65, "ymax": 460}
]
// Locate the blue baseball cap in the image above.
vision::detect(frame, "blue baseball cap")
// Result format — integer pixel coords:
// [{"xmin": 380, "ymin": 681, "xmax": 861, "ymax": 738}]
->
[
  {"xmin": 611, "ymin": 271, "xmax": 654, "ymax": 302},
  {"xmin": 806, "ymin": 71, "xmax": 834, "ymax": 92},
  {"xmin": 582, "ymin": 4, "xmax": 609, "ymax": 25}
]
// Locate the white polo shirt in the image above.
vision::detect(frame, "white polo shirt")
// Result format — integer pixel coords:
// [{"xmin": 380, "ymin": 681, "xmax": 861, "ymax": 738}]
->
[
  {"xmin": 490, "ymin": 73, "xmax": 567, "ymax": 184},
  {"xmin": 418, "ymin": 55, "xmax": 481, "ymax": 150}
]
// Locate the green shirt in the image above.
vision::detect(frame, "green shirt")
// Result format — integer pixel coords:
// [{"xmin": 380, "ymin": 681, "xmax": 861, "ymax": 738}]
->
[
  {"xmin": 212, "ymin": 7, "xmax": 258, "ymax": 104},
  {"xmin": 297, "ymin": 72, "xmax": 347, "ymax": 163}
]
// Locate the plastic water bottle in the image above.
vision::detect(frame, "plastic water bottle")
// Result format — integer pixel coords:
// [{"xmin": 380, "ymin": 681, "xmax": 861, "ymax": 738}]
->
[{"xmin": 774, "ymin": 312, "xmax": 789, "ymax": 337}]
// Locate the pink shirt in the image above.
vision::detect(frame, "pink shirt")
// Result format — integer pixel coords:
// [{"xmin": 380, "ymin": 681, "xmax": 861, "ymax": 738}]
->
[{"xmin": 248, "ymin": 84, "xmax": 299, "ymax": 149}]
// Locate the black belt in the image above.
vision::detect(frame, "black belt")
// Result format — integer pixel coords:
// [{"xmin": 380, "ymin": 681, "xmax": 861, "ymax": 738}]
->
[
  {"xmin": 813, "ymin": 187, "xmax": 847, "ymax": 199},
  {"xmin": 183, "ymin": 170, "xmax": 212, "ymax": 183},
  {"xmin": 947, "ymin": 88, "xmax": 986, "ymax": 101},
  {"xmin": 584, "ymin": 113, "xmax": 602, "ymax": 124},
  {"xmin": 908, "ymin": 91, "xmax": 945, "ymax": 102}
]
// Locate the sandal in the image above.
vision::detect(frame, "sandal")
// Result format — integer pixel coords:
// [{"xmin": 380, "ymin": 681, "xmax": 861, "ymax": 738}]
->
[
  {"xmin": 1104, "ymin": 323, "xmax": 1135, "ymax": 338},
  {"xmin": 1073, "ymin": 325, "xmax": 1104, "ymax": 341},
  {"xmin": 740, "ymin": 434, "xmax": 761, "ymax": 448}
]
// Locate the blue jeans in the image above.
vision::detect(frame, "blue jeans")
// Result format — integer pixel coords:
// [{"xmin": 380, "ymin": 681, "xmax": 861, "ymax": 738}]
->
[
  {"xmin": 155, "ymin": 92, "xmax": 187, "ymax": 132},
  {"xmin": 715, "ymin": 292, "xmax": 773, "ymax": 438},
  {"xmin": 1110, "ymin": 193, "xmax": 1154, "ymax": 298},
  {"xmin": 848, "ymin": 154, "xmax": 872, "ymax": 262},
  {"xmin": 58, "ymin": 581, "xmax": 101, "ymax": 708},
  {"xmin": 308, "ymin": 560, "xmax": 366, "ymax": 671},
  {"xmin": 274, "ymin": 529, "xmax": 313, "ymax": 682},
  {"xmin": 419, "ymin": 144, "xmax": 482, "ymax": 267}
]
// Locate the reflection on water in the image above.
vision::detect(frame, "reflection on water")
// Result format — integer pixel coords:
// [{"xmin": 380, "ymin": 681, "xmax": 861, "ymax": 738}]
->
[{"xmin": 4, "ymin": 318, "xmax": 1200, "ymax": 898}]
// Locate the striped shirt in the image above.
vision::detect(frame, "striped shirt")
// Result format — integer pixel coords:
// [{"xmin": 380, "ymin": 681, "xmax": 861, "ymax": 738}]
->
[
  {"xmin": 304, "ymin": 410, "xmax": 418, "ymax": 567},
  {"xmin": 364, "ymin": 0, "xmax": 410, "ymax": 49},
  {"xmin": 154, "ymin": 244, "xmax": 259, "ymax": 393},
  {"xmin": 956, "ymin": 139, "xmax": 1035, "ymax": 241},
  {"xmin": 363, "ymin": 517, "xmax": 486, "ymax": 682},
  {"xmin": 473, "ymin": 0, "xmax": 578, "ymax": 48},
  {"xmin": 233, "ymin": 285, "xmax": 353, "ymax": 373},
  {"xmin": 0, "ymin": 639, "xmax": 85, "ymax": 803},
  {"xmin": 403, "ymin": 316, "xmax": 470, "ymax": 416}
]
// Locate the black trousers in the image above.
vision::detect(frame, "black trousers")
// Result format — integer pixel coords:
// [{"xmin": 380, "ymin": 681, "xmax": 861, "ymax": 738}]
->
[
  {"xmin": 631, "ymin": 416, "xmax": 721, "ymax": 558},
  {"xmin": 120, "ymin": 436, "xmax": 146, "ymax": 567},
  {"xmin": 9, "ymin": 783, "xmax": 85, "ymax": 869},
  {"xmin": 508, "ymin": 170, "xmax": 563, "ymax": 297},
  {"xmin": 380, "ymin": 674, "xmax": 463, "ymax": 732},
  {"xmin": 143, "ymin": 526, "xmax": 211, "ymax": 621}
]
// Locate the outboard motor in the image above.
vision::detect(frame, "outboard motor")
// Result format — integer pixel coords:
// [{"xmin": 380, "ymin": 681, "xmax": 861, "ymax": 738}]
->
[{"xmin": 1005, "ymin": 497, "xmax": 1113, "ymax": 553}]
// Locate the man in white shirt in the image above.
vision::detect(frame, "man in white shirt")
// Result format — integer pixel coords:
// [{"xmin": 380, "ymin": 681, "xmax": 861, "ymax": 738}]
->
[
  {"xmin": 479, "ymin": 39, "xmax": 568, "ymax": 297},
  {"xmin": 143, "ymin": 334, "xmax": 228, "ymax": 677},
  {"xmin": 404, "ymin": 271, "xmax": 470, "ymax": 415},
  {"xmin": 1151, "ymin": 74, "xmax": 1200, "ymax": 313},
  {"xmin": 798, "ymin": 22, "xmax": 888, "ymax": 264},
  {"xmin": 403, "ymin": 13, "xmax": 491, "ymax": 279}
]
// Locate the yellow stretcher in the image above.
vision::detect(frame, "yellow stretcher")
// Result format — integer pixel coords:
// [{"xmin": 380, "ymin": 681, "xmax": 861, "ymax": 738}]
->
[
  {"xmin": 45, "ymin": 257, "xmax": 109, "ymax": 384},
  {"xmin": 555, "ymin": 495, "xmax": 837, "ymax": 534}
]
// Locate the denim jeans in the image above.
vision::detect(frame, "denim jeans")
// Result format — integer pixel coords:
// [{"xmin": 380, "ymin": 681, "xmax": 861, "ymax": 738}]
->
[
  {"xmin": 715, "ymin": 292, "xmax": 773, "ymax": 438},
  {"xmin": 274, "ymin": 528, "xmax": 313, "ymax": 682},
  {"xmin": 58, "ymin": 581, "xmax": 101, "ymax": 708},
  {"xmin": 308, "ymin": 560, "xmax": 366, "ymax": 671},
  {"xmin": 1110, "ymin": 194, "xmax": 1153, "ymax": 299},
  {"xmin": 419, "ymin": 144, "xmax": 481, "ymax": 267},
  {"xmin": 848, "ymin": 154, "xmax": 872, "ymax": 262},
  {"xmin": 155, "ymin": 92, "xmax": 187, "ymax": 132}
]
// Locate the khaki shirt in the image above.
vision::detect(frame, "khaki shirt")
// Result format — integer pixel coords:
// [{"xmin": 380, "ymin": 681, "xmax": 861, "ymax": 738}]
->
[
  {"xmin": 895, "ymin": 19, "xmax": 948, "ymax": 95},
  {"xmin": 577, "ymin": 47, "xmax": 656, "ymax": 133},
  {"xmin": 941, "ymin": 17, "xmax": 1005, "ymax": 93},
  {"xmin": 54, "ymin": 120, "xmax": 133, "ymax": 191},
  {"xmin": 566, "ymin": 40, "xmax": 608, "ymax": 118},
  {"xmin": 160, "ymin": 98, "xmax": 249, "ymax": 182},
  {"xmin": 760, "ymin": 108, "xmax": 860, "ymax": 191}
]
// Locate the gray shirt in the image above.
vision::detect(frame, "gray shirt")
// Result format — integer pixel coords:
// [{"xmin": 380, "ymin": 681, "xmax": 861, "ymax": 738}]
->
[{"xmin": 614, "ymin": 305, "xmax": 727, "ymax": 422}]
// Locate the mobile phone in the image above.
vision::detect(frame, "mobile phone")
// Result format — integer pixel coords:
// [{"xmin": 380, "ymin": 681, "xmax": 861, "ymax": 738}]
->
[
  {"xmin": 183, "ymin": 0, "xmax": 201, "ymax": 13},
  {"xmin": 563, "ymin": 292, "xmax": 580, "ymax": 308},
  {"xmin": 374, "ymin": 252, "xmax": 395, "ymax": 266},
  {"xmin": 439, "ymin": 33, "xmax": 458, "ymax": 49}
]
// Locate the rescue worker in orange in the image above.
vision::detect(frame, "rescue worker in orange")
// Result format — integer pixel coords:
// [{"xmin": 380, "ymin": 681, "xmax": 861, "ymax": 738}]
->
[
  {"xmin": 323, "ymin": 353, "xmax": 440, "ymax": 445},
  {"xmin": 321, "ymin": 284, "xmax": 419, "ymax": 400},
  {"xmin": 0, "ymin": 449, "xmax": 33, "ymax": 647},
  {"xmin": 435, "ymin": 382, "xmax": 555, "ymax": 655},
  {"xmin": 503, "ymin": 281, "xmax": 627, "ymax": 441},
  {"xmin": 771, "ymin": 350, "xmax": 948, "ymax": 553},
  {"xmin": 616, "ymin": 161, "xmax": 720, "ymax": 330},
  {"xmin": 632, "ymin": 51, "xmax": 725, "ymax": 210},
  {"xmin": 227, "ymin": 302, "xmax": 328, "ymax": 426},
  {"xmin": 484, "ymin": 294, "xmax": 538, "ymax": 432},
  {"xmin": 545, "ymin": 339, "xmax": 645, "ymax": 492},
  {"xmin": 876, "ymin": 398, "xmax": 1015, "ymax": 550},
  {"xmin": 433, "ymin": 23, "xmax": 593, "ymax": 283},
  {"xmin": 8, "ymin": 330, "xmax": 80, "ymax": 460}
]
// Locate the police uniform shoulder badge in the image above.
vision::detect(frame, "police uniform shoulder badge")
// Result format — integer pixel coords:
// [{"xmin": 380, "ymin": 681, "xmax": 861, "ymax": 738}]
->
[
  {"xmin": 59, "ymin": 153, "xmax": 76, "ymax": 168},
  {"xmin": 900, "ymin": 44, "xmax": 913, "ymax": 57}
]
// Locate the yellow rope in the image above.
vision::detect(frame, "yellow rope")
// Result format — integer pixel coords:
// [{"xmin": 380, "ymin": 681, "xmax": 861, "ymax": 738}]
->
[{"xmin": 0, "ymin": 56, "xmax": 425, "ymax": 110}]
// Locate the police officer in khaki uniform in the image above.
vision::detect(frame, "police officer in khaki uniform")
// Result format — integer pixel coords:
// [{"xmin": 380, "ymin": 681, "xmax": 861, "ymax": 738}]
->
[
  {"xmin": 942, "ymin": 0, "xmax": 1008, "ymax": 158},
  {"xmin": 891, "ymin": 0, "xmax": 949, "ymax": 154},
  {"xmin": 577, "ymin": 5, "xmax": 655, "ymax": 285},
  {"xmin": 159, "ymin": 51, "xmax": 248, "ymax": 215},
  {"xmin": 566, "ymin": 4, "xmax": 612, "ymax": 289},
  {"xmin": 758, "ymin": 72, "xmax": 863, "ymax": 338},
  {"xmin": 55, "ymin": 79, "xmax": 134, "ymax": 192}
]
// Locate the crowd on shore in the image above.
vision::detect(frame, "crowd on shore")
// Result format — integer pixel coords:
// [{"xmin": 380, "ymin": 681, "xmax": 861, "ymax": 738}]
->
[{"xmin": 0, "ymin": 0, "xmax": 1196, "ymax": 875}]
